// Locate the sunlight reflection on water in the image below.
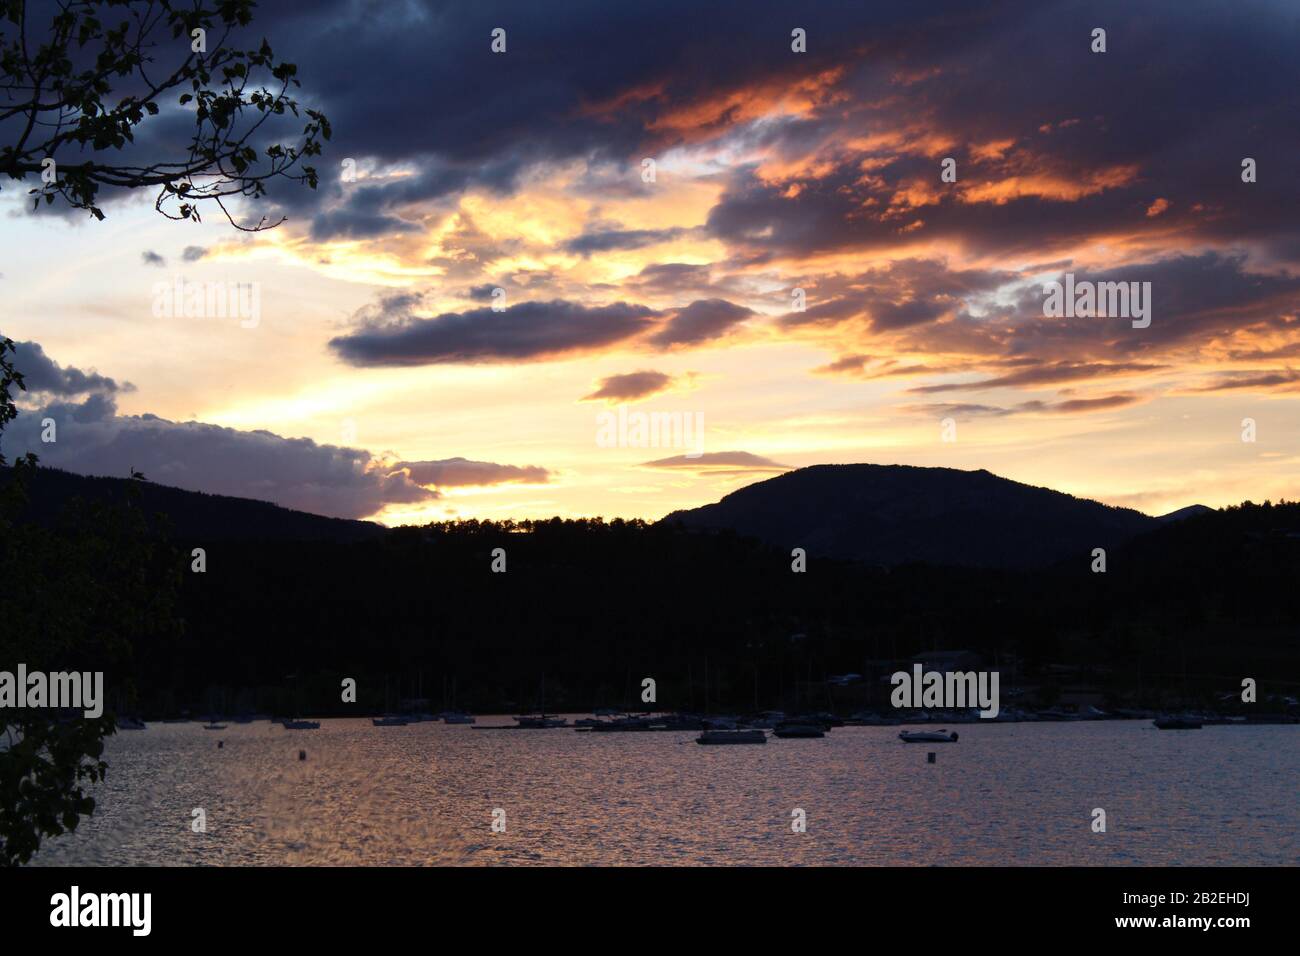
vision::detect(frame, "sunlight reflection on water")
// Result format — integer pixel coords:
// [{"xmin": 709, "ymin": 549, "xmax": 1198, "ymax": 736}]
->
[{"xmin": 30, "ymin": 719, "xmax": 1299, "ymax": 866}]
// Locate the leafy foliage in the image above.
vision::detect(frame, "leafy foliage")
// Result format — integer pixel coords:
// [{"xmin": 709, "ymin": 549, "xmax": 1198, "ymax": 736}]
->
[
  {"xmin": 1, "ymin": 339, "xmax": 183, "ymax": 865},
  {"xmin": 0, "ymin": 0, "xmax": 325, "ymax": 863},
  {"xmin": 0, "ymin": 0, "xmax": 329, "ymax": 228}
]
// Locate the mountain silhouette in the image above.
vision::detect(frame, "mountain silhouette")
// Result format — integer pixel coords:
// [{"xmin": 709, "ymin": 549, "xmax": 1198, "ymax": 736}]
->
[
  {"xmin": 6, "ymin": 462, "xmax": 1298, "ymax": 715},
  {"xmin": 1156, "ymin": 503, "xmax": 1213, "ymax": 523},
  {"xmin": 662, "ymin": 463, "xmax": 1159, "ymax": 569},
  {"xmin": 0, "ymin": 466, "xmax": 385, "ymax": 542}
]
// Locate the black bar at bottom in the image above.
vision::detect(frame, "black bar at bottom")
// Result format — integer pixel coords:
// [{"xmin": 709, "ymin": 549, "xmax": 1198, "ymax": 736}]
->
[{"xmin": 3, "ymin": 866, "xmax": 1280, "ymax": 942}]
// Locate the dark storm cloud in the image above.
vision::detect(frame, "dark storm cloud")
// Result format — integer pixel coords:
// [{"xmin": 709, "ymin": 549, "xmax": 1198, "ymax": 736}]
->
[
  {"xmin": 331, "ymin": 290, "xmax": 760, "ymax": 365},
  {"xmin": 999, "ymin": 253, "xmax": 1300, "ymax": 357},
  {"xmin": 581, "ymin": 370, "xmax": 676, "ymax": 403},
  {"xmin": 873, "ymin": 252, "xmax": 1300, "ymax": 375},
  {"xmin": 783, "ymin": 295, "xmax": 870, "ymax": 328},
  {"xmin": 250, "ymin": 0, "xmax": 942, "ymax": 170},
  {"xmin": 4, "ymin": 340, "xmax": 129, "ymax": 396},
  {"xmin": 308, "ymin": 207, "xmax": 422, "ymax": 242},
  {"xmin": 4, "ymin": 394, "xmax": 434, "ymax": 520},
  {"xmin": 696, "ymin": 2, "xmax": 1300, "ymax": 262},
  {"xmin": 906, "ymin": 361, "xmax": 1165, "ymax": 393},
  {"xmin": 812, "ymin": 354, "xmax": 872, "ymax": 376},
  {"xmin": 706, "ymin": 154, "xmax": 1157, "ymax": 263},
  {"xmin": 625, "ymin": 262, "xmax": 749, "ymax": 301},
  {"xmin": 206, "ymin": 0, "xmax": 1027, "ymax": 229},
  {"xmin": 1046, "ymin": 394, "xmax": 1141, "ymax": 414},
  {"xmin": 15, "ymin": 0, "xmax": 1300, "ymax": 272},
  {"xmin": 783, "ymin": 259, "xmax": 1016, "ymax": 331},
  {"xmin": 398, "ymin": 457, "xmax": 551, "ymax": 487},
  {"xmin": 329, "ymin": 298, "xmax": 659, "ymax": 365},
  {"xmin": 1192, "ymin": 370, "xmax": 1300, "ymax": 393},
  {"xmin": 300, "ymin": 157, "xmax": 530, "ymax": 241},
  {"xmin": 563, "ymin": 226, "xmax": 691, "ymax": 256},
  {"xmin": 649, "ymin": 299, "xmax": 754, "ymax": 348},
  {"xmin": 629, "ymin": 263, "xmax": 713, "ymax": 293},
  {"xmin": 870, "ymin": 297, "xmax": 956, "ymax": 330}
]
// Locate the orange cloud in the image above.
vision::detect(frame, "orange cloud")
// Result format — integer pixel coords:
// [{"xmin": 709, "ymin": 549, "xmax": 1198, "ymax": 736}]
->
[{"xmin": 960, "ymin": 163, "xmax": 1140, "ymax": 204}]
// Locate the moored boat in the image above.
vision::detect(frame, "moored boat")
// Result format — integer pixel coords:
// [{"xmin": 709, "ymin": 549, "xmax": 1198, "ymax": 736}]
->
[
  {"xmin": 588, "ymin": 715, "xmax": 654, "ymax": 732},
  {"xmin": 773, "ymin": 721, "xmax": 826, "ymax": 738},
  {"xmin": 1154, "ymin": 716, "xmax": 1202, "ymax": 729},
  {"xmin": 655, "ymin": 713, "xmax": 707, "ymax": 731},
  {"xmin": 513, "ymin": 714, "xmax": 568, "ymax": 728},
  {"xmin": 696, "ymin": 729, "xmax": 767, "ymax": 745},
  {"xmin": 899, "ymin": 729, "xmax": 959, "ymax": 743}
]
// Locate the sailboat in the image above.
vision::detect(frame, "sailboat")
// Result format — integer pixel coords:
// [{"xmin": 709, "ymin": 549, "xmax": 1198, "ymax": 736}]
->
[
  {"xmin": 436, "ymin": 675, "xmax": 475, "ymax": 723},
  {"xmin": 512, "ymin": 714, "xmax": 568, "ymax": 728},
  {"xmin": 899, "ymin": 729, "xmax": 959, "ymax": 743},
  {"xmin": 772, "ymin": 719, "xmax": 825, "ymax": 738},
  {"xmin": 373, "ymin": 675, "xmax": 409, "ymax": 725},
  {"xmin": 508, "ymin": 675, "xmax": 568, "ymax": 727}
]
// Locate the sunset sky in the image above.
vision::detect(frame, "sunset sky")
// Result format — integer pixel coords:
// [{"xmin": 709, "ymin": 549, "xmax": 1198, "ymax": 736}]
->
[{"xmin": 3, "ymin": 0, "xmax": 1299, "ymax": 524}]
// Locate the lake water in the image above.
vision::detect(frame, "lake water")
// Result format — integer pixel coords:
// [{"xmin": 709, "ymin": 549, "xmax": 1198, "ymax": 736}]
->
[{"xmin": 27, "ymin": 718, "xmax": 1298, "ymax": 866}]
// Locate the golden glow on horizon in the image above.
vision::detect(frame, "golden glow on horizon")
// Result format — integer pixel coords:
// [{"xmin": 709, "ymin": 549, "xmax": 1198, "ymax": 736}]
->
[{"xmin": 4, "ymin": 51, "xmax": 1298, "ymax": 528}]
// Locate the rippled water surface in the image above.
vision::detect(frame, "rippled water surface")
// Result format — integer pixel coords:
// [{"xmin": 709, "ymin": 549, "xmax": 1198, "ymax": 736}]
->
[{"xmin": 29, "ymin": 718, "xmax": 1299, "ymax": 866}]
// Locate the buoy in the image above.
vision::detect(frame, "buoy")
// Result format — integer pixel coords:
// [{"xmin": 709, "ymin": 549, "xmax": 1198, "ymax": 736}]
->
[
  {"xmin": 927, "ymin": 752, "xmax": 936, "ymax": 763},
  {"xmin": 298, "ymin": 750, "xmax": 307, "ymax": 761}
]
